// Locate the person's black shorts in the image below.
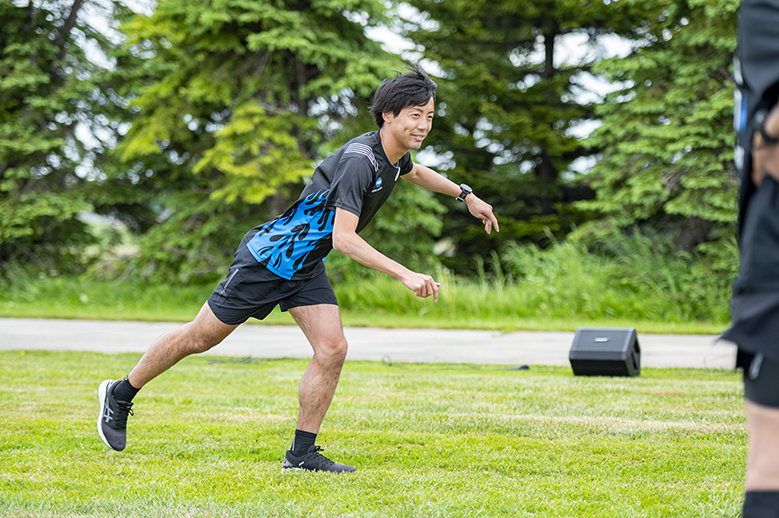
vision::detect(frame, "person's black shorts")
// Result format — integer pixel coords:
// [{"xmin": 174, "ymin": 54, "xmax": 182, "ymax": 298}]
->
[
  {"xmin": 207, "ymin": 240, "xmax": 338, "ymax": 325},
  {"xmin": 741, "ymin": 351, "xmax": 779, "ymax": 408}
]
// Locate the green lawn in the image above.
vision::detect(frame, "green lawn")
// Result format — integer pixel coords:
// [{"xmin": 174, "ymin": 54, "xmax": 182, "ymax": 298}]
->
[{"xmin": 1, "ymin": 350, "xmax": 745, "ymax": 517}]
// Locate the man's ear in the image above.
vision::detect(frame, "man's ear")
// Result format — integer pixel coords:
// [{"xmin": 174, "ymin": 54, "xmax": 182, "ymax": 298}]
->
[{"xmin": 382, "ymin": 111, "xmax": 393, "ymax": 125}]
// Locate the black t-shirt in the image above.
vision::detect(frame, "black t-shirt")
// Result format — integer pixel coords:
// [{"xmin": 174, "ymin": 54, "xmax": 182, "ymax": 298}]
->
[{"xmin": 245, "ymin": 131, "xmax": 414, "ymax": 279}]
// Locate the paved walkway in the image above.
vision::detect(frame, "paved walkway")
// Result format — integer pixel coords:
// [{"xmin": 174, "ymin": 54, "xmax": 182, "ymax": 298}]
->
[{"xmin": 0, "ymin": 318, "xmax": 736, "ymax": 369}]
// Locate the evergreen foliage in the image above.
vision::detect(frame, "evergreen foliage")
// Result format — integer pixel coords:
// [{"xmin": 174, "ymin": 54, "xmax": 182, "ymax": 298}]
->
[
  {"xmin": 0, "ymin": 0, "xmax": 121, "ymax": 270},
  {"xmin": 400, "ymin": 0, "xmax": 652, "ymax": 273},
  {"xmin": 574, "ymin": 0, "xmax": 739, "ymax": 252},
  {"xmin": 1, "ymin": 0, "xmax": 743, "ymax": 296}
]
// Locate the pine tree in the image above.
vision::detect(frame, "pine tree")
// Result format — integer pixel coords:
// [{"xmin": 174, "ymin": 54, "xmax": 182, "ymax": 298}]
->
[
  {"xmin": 574, "ymin": 0, "xmax": 739, "ymax": 253},
  {"xmin": 0, "ymin": 0, "xmax": 121, "ymax": 270},
  {"xmin": 402, "ymin": 0, "xmax": 649, "ymax": 274}
]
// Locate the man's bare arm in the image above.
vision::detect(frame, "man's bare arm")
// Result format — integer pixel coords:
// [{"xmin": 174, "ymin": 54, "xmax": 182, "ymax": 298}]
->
[
  {"xmin": 402, "ymin": 163, "xmax": 499, "ymax": 234},
  {"xmin": 332, "ymin": 208, "xmax": 440, "ymax": 301}
]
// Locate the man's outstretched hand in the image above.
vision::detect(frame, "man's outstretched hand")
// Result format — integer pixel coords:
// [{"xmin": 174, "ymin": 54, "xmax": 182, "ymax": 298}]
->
[
  {"xmin": 466, "ymin": 195, "xmax": 499, "ymax": 234},
  {"xmin": 400, "ymin": 271, "xmax": 441, "ymax": 302}
]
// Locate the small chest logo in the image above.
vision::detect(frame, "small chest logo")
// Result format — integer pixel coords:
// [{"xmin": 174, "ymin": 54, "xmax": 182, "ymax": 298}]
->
[{"xmin": 371, "ymin": 177, "xmax": 383, "ymax": 193}]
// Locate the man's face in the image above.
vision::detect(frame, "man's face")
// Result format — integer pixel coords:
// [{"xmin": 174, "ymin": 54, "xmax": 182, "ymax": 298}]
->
[{"xmin": 383, "ymin": 97, "xmax": 435, "ymax": 151}]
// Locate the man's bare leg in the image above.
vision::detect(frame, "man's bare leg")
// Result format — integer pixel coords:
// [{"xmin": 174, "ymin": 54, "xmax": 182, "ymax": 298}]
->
[
  {"xmin": 742, "ymin": 401, "xmax": 779, "ymax": 516},
  {"xmin": 98, "ymin": 302, "xmax": 237, "ymax": 451},
  {"xmin": 128, "ymin": 302, "xmax": 238, "ymax": 388},
  {"xmin": 745, "ymin": 401, "xmax": 779, "ymax": 491},
  {"xmin": 282, "ymin": 304, "xmax": 354, "ymax": 472},
  {"xmin": 288, "ymin": 304, "xmax": 348, "ymax": 433},
  {"xmin": 97, "ymin": 303, "xmax": 238, "ymax": 451}
]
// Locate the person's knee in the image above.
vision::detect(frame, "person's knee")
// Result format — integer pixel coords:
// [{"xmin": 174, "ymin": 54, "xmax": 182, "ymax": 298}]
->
[
  {"xmin": 180, "ymin": 305, "xmax": 237, "ymax": 355},
  {"xmin": 181, "ymin": 323, "xmax": 224, "ymax": 355},
  {"xmin": 315, "ymin": 336, "xmax": 348, "ymax": 365},
  {"xmin": 187, "ymin": 335, "xmax": 219, "ymax": 354}
]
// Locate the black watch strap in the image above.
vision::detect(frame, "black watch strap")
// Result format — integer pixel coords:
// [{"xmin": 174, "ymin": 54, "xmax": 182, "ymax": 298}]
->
[{"xmin": 456, "ymin": 183, "xmax": 472, "ymax": 202}]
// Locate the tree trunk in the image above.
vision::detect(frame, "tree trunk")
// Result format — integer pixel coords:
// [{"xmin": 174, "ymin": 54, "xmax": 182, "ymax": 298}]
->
[{"xmin": 54, "ymin": 0, "xmax": 85, "ymax": 63}]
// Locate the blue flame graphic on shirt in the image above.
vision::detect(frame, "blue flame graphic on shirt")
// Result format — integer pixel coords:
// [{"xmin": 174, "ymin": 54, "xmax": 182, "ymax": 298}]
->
[{"xmin": 246, "ymin": 190, "xmax": 334, "ymax": 279}]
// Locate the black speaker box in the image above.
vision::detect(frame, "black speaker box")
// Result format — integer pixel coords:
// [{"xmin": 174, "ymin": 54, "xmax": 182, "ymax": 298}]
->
[{"xmin": 569, "ymin": 327, "xmax": 641, "ymax": 377}]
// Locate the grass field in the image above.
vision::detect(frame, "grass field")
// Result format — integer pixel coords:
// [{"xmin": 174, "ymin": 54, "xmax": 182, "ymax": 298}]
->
[{"xmin": 1, "ymin": 350, "xmax": 746, "ymax": 517}]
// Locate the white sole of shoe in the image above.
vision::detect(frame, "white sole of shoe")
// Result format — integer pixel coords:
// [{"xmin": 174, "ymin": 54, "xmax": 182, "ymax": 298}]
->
[{"xmin": 96, "ymin": 379, "xmax": 112, "ymax": 449}]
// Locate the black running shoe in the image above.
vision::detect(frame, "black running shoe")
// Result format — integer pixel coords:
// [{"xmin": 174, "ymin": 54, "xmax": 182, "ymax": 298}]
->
[
  {"xmin": 282, "ymin": 445, "xmax": 356, "ymax": 473},
  {"xmin": 97, "ymin": 379, "xmax": 134, "ymax": 451}
]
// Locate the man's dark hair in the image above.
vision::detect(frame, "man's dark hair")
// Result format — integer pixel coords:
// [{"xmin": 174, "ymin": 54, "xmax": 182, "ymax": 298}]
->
[{"xmin": 369, "ymin": 66, "xmax": 437, "ymax": 128}]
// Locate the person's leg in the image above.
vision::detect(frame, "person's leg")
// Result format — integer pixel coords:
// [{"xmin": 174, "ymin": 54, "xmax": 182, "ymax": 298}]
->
[
  {"xmin": 288, "ymin": 303, "xmax": 348, "ymax": 434},
  {"xmin": 745, "ymin": 401, "xmax": 779, "ymax": 491},
  {"xmin": 127, "ymin": 302, "xmax": 239, "ymax": 388},
  {"xmin": 282, "ymin": 303, "xmax": 354, "ymax": 472},
  {"xmin": 743, "ymin": 403, "xmax": 779, "ymax": 517},
  {"xmin": 98, "ymin": 302, "xmax": 238, "ymax": 451},
  {"xmin": 741, "ymin": 353, "xmax": 779, "ymax": 517}
]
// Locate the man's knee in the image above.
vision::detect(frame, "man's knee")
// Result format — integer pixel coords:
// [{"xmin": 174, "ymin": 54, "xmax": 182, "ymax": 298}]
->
[
  {"xmin": 187, "ymin": 335, "xmax": 220, "ymax": 354},
  {"xmin": 181, "ymin": 322, "xmax": 225, "ymax": 355},
  {"xmin": 182, "ymin": 305, "xmax": 236, "ymax": 355},
  {"xmin": 315, "ymin": 336, "xmax": 348, "ymax": 365}
]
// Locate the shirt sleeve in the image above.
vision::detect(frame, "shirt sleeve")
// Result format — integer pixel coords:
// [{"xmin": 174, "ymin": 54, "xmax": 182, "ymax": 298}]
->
[
  {"xmin": 325, "ymin": 155, "xmax": 375, "ymax": 217},
  {"xmin": 398, "ymin": 152, "xmax": 414, "ymax": 176}
]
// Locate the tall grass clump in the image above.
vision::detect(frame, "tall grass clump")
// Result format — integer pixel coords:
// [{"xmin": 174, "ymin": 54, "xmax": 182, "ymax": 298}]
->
[
  {"xmin": 0, "ymin": 234, "xmax": 736, "ymax": 332},
  {"xmin": 497, "ymin": 234, "xmax": 736, "ymax": 324},
  {"xmin": 0, "ymin": 264, "xmax": 214, "ymax": 321},
  {"xmin": 332, "ymin": 233, "xmax": 736, "ymax": 329}
]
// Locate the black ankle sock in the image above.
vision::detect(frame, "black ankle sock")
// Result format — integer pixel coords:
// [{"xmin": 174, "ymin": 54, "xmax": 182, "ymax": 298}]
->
[
  {"xmin": 112, "ymin": 377, "xmax": 140, "ymax": 402},
  {"xmin": 743, "ymin": 491, "xmax": 779, "ymax": 518},
  {"xmin": 291, "ymin": 429, "xmax": 317, "ymax": 456}
]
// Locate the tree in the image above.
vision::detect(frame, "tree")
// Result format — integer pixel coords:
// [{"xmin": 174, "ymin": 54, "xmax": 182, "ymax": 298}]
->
[
  {"xmin": 0, "ymin": 0, "xmax": 121, "ymax": 271},
  {"xmin": 573, "ymin": 0, "xmax": 739, "ymax": 253},
  {"xmin": 113, "ymin": 0, "xmax": 445, "ymax": 282},
  {"xmin": 401, "ymin": 0, "xmax": 650, "ymax": 274}
]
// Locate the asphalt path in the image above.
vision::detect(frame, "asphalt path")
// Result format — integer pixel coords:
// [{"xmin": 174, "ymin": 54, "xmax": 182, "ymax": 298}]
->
[{"xmin": 0, "ymin": 318, "xmax": 736, "ymax": 369}]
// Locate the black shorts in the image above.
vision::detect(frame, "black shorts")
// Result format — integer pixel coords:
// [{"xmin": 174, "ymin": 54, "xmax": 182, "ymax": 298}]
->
[
  {"xmin": 207, "ymin": 241, "xmax": 338, "ymax": 325},
  {"xmin": 741, "ymin": 351, "xmax": 779, "ymax": 408}
]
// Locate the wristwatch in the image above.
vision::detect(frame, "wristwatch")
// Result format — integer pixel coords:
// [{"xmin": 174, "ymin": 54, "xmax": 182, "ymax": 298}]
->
[
  {"xmin": 756, "ymin": 109, "xmax": 779, "ymax": 146},
  {"xmin": 455, "ymin": 183, "xmax": 472, "ymax": 202}
]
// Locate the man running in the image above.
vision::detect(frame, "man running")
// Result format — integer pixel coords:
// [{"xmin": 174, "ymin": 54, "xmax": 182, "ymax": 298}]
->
[{"xmin": 97, "ymin": 66, "xmax": 499, "ymax": 473}]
